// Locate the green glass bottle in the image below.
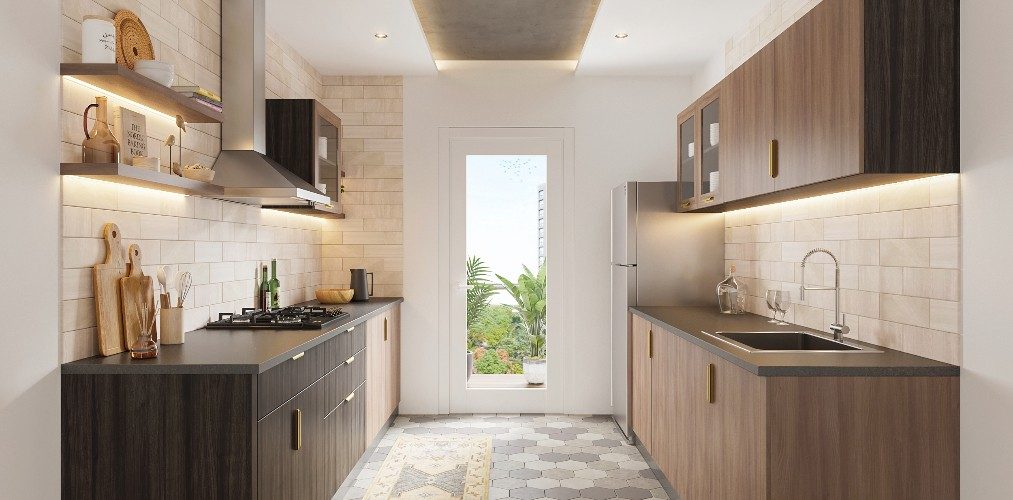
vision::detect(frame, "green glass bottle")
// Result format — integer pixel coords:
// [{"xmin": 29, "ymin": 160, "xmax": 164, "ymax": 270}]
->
[
  {"xmin": 269, "ymin": 259, "xmax": 280, "ymax": 309},
  {"xmin": 259, "ymin": 265, "xmax": 270, "ymax": 310}
]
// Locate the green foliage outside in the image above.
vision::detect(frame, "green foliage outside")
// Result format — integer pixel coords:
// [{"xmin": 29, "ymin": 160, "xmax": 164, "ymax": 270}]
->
[{"xmin": 467, "ymin": 257, "xmax": 547, "ymax": 375}]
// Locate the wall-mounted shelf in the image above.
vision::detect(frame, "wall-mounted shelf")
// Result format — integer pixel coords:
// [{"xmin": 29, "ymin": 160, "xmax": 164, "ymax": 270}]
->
[
  {"xmin": 61, "ymin": 163, "xmax": 225, "ymax": 196},
  {"xmin": 60, "ymin": 63, "xmax": 222, "ymax": 123}
]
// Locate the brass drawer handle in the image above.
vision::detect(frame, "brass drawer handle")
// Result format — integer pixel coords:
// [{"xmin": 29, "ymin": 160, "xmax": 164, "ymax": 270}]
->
[
  {"xmin": 769, "ymin": 140, "xmax": 779, "ymax": 178},
  {"xmin": 648, "ymin": 330, "xmax": 653, "ymax": 359},
  {"xmin": 706, "ymin": 363, "xmax": 715, "ymax": 404},
  {"xmin": 383, "ymin": 318, "xmax": 388, "ymax": 341},
  {"xmin": 680, "ymin": 200, "xmax": 691, "ymax": 208},
  {"xmin": 345, "ymin": 355, "xmax": 355, "ymax": 364},
  {"xmin": 703, "ymin": 195, "xmax": 715, "ymax": 203},
  {"xmin": 346, "ymin": 326, "xmax": 355, "ymax": 332},
  {"xmin": 291, "ymin": 352, "xmax": 305, "ymax": 361},
  {"xmin": 292, "ymin": 409, "xmax": 302, "ymax": 450},
  {"xmin": 345, "ymin": 392, "xmax": 356, "ymax": 402}
]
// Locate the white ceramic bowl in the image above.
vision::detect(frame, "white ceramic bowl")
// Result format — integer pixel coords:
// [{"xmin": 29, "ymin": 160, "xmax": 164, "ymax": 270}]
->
[{"xmin": 135, "ymin": 60, "xmax": 174, "ymax": 87}]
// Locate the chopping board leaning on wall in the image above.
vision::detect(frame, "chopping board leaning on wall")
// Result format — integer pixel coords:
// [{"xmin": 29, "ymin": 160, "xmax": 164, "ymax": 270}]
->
[
  {"xmin": 94, "ymin": 223, "xmax": 127, "ymax": 356},
  {"xmin": 121, "ymin": 244, "xmax": 155, "ymax": 348}
]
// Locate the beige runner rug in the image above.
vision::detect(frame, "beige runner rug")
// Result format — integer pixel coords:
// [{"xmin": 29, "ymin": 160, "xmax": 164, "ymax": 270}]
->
[{"xmin": 363, "ymin": 435, "xmax": 492, "ymax": 500}]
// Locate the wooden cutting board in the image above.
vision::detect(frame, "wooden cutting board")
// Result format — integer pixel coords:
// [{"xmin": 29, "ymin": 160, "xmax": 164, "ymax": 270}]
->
[
  {"xmin": 94, "ymin": 223, "xmax": 127, "ymax": 356},
  {"xmin": 120, "ymin": 244, "xmax": 155, "ymax": 349}
]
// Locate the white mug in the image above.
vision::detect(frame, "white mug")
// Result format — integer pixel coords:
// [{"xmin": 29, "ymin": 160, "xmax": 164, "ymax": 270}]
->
[
  {"xmin": 82, "ymin": 17, "xmax": 116, "ymax": 64},
  {"xmin": 709, "ymin": 123, "xmax": 720, "ymax": 146},
  {"xmin": 687, "ymin": 142, "xmax": 695, "ymax": 158}
]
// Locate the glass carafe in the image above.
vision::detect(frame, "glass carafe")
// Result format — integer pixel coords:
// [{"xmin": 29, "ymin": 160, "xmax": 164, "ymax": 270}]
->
[{"xmin": 716, "ymin": 265, "xmax": 747, "ymax": 314}]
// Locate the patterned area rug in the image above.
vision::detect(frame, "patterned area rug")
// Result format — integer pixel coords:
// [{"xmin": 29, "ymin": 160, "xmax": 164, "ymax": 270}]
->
[{"xmin": 363, "ymin": 435, "xmax": 492, "ymax": 499}]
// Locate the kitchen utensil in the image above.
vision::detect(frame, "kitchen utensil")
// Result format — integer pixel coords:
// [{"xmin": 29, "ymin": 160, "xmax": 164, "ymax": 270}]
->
[
  {"xmin": 81, "ymin": 16, "xmax": 116, "ymax": 63},
  {"xmin": 350, "ymin": 269, "xmax": 373, "ymax": 302},
  {"xmin": 160, "ymin": 307, "xmax": 184, "ymax": 344},
  {"xmin": 182, "ymin": 164, "xmax": 215, "ymax": 183},
  {"xmin": 157, "ymin": 265, "xmax": 172, "ymax": 308},
  {"xmin": 177, "ymin": 271, "xmax": 192, "ymax": 308},
  {"xmin": 82, "ymin": 96, "xmax": 120, "ymax": 163},
  {"xmin": 315, "ymin": 288, "xmax": 355, "ymax": 304},
  {"xmin": 93, "ymin": 223, "xmax": 127, "ymax": 356},
  {"xmin": 113, "ymin": 10, "xmax": 154, "ymax": 69},
  {"xmin": 134, "ymin": 60, "xmax": 174, "ymax": 87},
  {"xmin": 120, "ymin": 244, "xmax": 155, "ymax": 347}
]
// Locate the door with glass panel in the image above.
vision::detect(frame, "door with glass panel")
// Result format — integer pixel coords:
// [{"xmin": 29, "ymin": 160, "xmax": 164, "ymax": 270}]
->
[{"xmin": 447, "ymin": 130, "xmax": 564, "ymax": 413}]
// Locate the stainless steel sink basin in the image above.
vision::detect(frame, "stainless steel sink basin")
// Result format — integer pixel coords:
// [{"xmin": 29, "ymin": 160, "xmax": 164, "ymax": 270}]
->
[{"xmin": 703, "ymin": 331, "xmax": 882, "ymax": 353}]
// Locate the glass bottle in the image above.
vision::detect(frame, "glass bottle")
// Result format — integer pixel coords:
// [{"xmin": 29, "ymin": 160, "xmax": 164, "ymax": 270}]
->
[
  {"xmin": 716, "ymin": 264, "xmax": 747, "ymax": 314},
  {"xmin": 259, "ymin": 265, "xmax": 270, "ymax": 311},
  {"xmin": 129, "ymin": 303, "xmax": 158, "ymax": 359},
  {"xmin": 269, "ymin": 259, "xmax": 280, "ymax": 309}
]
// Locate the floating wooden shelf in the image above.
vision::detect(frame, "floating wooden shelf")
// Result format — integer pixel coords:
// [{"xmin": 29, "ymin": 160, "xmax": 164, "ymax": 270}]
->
[
  {"xmin": 61, "ymin": 163, "xmax": 225, "ymax": 196},
  {"xmin": 61, "ymin": 63, "xmax": 223, "ymax": 123}
]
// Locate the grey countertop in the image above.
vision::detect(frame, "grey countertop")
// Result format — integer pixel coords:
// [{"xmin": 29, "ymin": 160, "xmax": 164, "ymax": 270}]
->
[
  {"xmin": 631, "ymin": 306, "xmax": 959, "ymax": 377},
  {"xmin": 62, "ymin": 297, "xmax": 403, "ymax": 375}
]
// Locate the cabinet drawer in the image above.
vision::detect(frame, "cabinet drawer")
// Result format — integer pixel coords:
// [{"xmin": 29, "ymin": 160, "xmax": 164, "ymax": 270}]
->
[
  {"xmin": 258, "ymin": 336, "xmax": 340, "ymax": 419},
  {"xmin": 335, "ymin": 321, "xmax": 365, "ymax": 363},
  {"xmin": 325, "ymin": 345, "xmax": 367, "ymax": 415}
]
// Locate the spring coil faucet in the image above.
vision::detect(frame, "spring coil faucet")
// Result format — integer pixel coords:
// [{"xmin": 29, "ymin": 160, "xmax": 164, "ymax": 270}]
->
[{"xmin": 799, "ymin": 248, "xmax": 850, "ymax": 341}]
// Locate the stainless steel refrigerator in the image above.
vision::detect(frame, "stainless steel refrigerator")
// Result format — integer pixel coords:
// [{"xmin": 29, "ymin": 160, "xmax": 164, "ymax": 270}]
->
[{"xmin": 610, "ymin": 182, "xmax": 725, "ymax": 442}]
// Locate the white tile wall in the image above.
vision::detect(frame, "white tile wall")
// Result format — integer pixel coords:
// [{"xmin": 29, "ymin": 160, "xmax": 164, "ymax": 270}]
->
[
  {"xmin": 725, "ymin": 0, "xmax": 822, "ymax": 72},
  {"xmin": 724, "ymin": 175, "xmax": 961, "ymax": 364}
]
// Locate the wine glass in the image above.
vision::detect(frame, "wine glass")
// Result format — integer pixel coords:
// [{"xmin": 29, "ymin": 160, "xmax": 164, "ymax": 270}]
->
[
  {"xmin": 773, "ymin": 290, "xmax": 792, "ymax": 325},
  {"xmin": 765, "ymin": 290, "xmax": 779, "ymax": 323}
]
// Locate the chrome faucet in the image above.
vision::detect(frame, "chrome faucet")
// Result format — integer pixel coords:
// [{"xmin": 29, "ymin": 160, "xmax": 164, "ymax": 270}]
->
[{"xmin": 799, "ymin": 248, "xmax": 850, "ymax": 341}]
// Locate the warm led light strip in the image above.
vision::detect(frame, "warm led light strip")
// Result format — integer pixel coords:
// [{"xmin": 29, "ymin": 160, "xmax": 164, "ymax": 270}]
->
[{"xmin": 63, "ymin": 76, "xmax": 178, "ymax": 123}]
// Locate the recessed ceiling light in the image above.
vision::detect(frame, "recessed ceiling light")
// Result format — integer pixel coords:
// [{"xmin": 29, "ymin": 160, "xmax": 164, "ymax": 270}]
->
[
  {"xmin": 614, "ymin": 32, "xmax": 629, "ymax": 39},
  {"xmin": 374, "ymin": 32, "xmax": 389, "ymax": 39}
]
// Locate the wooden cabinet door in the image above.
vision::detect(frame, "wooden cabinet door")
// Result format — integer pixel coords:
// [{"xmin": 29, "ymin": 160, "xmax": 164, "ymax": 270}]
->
[
  {"xmin": 668, "ymin": 333, "xmax": 708, "ymax": 499},
  {"xmin": 386, "ymin": 306, "xmax": 401, "ymax": 416},
  {"xmin": 721, "ymin": 44, "xmax": 776, "ymax": 202},
  {"xmin": 630, "ymin": 314, "xmax": 653, "ymax": 451},
  {"xmin": 649, "ymin": 325, "xmax": 677, "ymax": 484},
  {"xmin": 364, "ymin": 314, "xmax": 386, "ymax": 444},
  {"xmin": 774, "ymin": 0, "xmax": 861, "ymax": 191}
]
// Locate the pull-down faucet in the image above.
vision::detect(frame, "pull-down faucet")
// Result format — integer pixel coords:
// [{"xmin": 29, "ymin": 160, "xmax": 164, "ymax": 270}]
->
[{"xmin": 799, "ymin": 248, "xmax": 850, "ymax": 341}]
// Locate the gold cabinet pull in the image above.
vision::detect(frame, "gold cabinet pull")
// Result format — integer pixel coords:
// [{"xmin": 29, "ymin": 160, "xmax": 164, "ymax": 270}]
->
[
  {"xmin": 383, "ymin": 317, "xmax": 388, "ymax": 341},
  {"xmin": 680, "ymin": 200, "xmax": 691, "ymax": 208},
  {"xmin": 345, "ymin": 392, "xmax": 356, "ymax": 402},
  {"xmin": 648, "ymin": 330, "xmax": 653, "ymax": 359},
  {"xmin": 292, "ymin": 409, "xmax": 303, "ymax": 450},
  {"xmin": 345, "ymin": 355, "xmax": 355, "ymax": 364},
  {"xmin": 291, "ymin": 352, "xmax": 305, "ymax": 361},
  {"xmin": 769, "ymin": 140, "xmax": 779, "ymax": 178},
  {"xmin": 706, "ymin": 363, "xmax": 715, "ymax": 404},
  {"xmin": 703, "ymin": 195, "xmax": 715, "ymax": 203},
  {"xmin": 346, "ymin": 326, "xmax": 355, "ymax": 332}
]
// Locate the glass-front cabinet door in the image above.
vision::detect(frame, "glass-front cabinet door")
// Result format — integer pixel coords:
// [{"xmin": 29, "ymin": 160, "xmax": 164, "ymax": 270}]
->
[
  {"xmin": 677, "ymin": 114, "xmax": 697, "ymax": 211},
  {"xmin": 699, "ymin": 96, "xmax": 720, "ymax": 207},
  {"xmin": 315, "ymin": 103, "xmax": 341, "ymax": 204}
]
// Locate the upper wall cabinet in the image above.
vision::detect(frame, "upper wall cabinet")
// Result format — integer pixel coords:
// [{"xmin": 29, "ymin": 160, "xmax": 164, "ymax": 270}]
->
[
  {"xmin": 678, "ymin": 0, "xmax": 958, "ymax": 212},
  {"xmin": 677, "ymin": 87, "xmax": 722, "ymax": 210},
  {"xmin": 266, "ymin": 99, "xmax": 343, "ymax": 205}
]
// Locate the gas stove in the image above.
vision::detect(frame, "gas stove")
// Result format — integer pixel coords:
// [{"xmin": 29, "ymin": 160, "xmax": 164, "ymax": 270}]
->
[{"xmin": 206, "ymin": 306, "xmax": 349, "ymax": 330}]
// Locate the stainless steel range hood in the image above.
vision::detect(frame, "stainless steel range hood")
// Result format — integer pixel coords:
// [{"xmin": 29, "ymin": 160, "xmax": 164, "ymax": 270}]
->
[{"xmin": 213, "ymin": 0, "xmax": 330, "ymax": 209}]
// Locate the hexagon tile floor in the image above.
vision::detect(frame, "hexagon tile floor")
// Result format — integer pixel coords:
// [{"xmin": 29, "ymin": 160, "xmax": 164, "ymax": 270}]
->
[{"xmin": 339, "ymin": 414, "xmax": 670, "ymax": 500}]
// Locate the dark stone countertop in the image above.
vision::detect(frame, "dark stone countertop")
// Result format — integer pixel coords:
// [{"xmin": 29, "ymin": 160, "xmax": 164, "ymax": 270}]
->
[
  {"xmin": 62, "ymin": 297, "xmax": 403, "ymax": 375},
  {"xmin": 631, "ymin": 306, "xmax": 959, "ymax": 377}
]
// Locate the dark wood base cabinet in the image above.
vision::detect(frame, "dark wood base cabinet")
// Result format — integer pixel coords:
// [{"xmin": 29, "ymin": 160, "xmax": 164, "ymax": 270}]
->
[
  {"xmin": 63, "ymin": 304, "xmax": 400, "ymax": 500},
  {"xmin": 631, "ymin": 320, "xmax": 959, "ymax": 500}
]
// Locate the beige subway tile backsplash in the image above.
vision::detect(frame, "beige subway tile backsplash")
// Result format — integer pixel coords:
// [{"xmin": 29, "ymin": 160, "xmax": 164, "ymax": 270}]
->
[{"xmin": 726, "ymin": 176, "xmax": 961, "ymax": 364}]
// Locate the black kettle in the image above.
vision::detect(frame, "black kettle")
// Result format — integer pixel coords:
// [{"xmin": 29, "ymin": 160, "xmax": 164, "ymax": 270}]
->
[{"xmin": 350, "ymin": 269, "xmax": 374, "ymax": 301}]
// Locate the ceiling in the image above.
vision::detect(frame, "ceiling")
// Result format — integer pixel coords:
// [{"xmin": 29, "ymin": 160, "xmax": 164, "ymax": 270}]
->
[
  {"xmin": 265, "ymin": 0, "xmax": 437, "ymax": 75},
  {"xmin": 412, "ymin": 0, "xmax": 600, "ymax": 60},
  {"xmin": 576, "ymin": 0, "xmax": 761, "ymax": 76},
  {"xmin": 266, "ymin": 0, "xmax": 763, "ymax": 77}
]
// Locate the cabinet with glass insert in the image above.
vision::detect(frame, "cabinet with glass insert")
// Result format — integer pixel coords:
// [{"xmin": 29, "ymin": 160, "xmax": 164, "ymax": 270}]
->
[{"xmin": 676, "ymin": 87, "xmax": 722, "ymax": 212}]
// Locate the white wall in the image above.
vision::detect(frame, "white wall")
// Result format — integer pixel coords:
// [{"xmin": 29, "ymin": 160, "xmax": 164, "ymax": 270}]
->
[
  {"xmin": 691, "ymin": 47, "xmax": 726, "ymax": 97},
  {"xmin": 0, "ymin": 0, "xmax": 61, "ymax": 498},
  {"xmin": 402, "ymin": 61, "xmax": 693, "ymax": 414},
  {"xmin": 960, "ymin": 1, "xmax": 1013, "ymax": 497}
]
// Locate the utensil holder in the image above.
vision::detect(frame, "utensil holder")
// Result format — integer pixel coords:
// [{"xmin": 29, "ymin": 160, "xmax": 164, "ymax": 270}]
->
[{"xmin": 160, "ymin": 307, "xmax": 185, "ymax": 344}]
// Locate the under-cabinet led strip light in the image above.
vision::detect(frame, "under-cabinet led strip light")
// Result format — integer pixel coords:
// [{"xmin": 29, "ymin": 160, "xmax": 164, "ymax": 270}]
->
[{"xmin": 63, "ymin": 76, "xmax": 179, "ymax": 123}]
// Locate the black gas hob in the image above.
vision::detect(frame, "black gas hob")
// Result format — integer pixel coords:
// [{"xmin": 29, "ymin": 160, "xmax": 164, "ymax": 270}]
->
[{"xmin": 206, "ymin": 306, "xmax": 349, "ymax": 330}]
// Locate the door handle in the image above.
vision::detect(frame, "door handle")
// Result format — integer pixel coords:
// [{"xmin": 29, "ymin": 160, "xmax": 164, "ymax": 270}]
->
[
  {"xmin": 292, "ymin": 409, "xmax": 302, "ymax": 450},
  {"xmin": 769, "ymin": 140, "xmax": 779, "ymax": 178},
  {"xmin": 346, "ymin": 355, "xmax": 355, "ymax": 364},
  {"xmin": 345, "ymin": 392, "xmax": 355, "ymax": 402},
  {"xmin": 384, "ymin": 317, "xmax": 388, "ymax": 341},
  {"xmin": 706, "ymin": 363, "xmax": 715, "ymax": 404},
  {"xmin": 291, "ymin": 351, "xmax": 305, "ymax": 361},
  {"xmin": 648, "ymin": 330, "xmax": 653, "ymax": 359}
]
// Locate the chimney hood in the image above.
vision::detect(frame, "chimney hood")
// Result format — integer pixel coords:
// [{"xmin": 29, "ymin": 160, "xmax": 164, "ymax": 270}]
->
[{"xmin": 213, "ymin": 0, "xmax": 330, "ymax": 209}]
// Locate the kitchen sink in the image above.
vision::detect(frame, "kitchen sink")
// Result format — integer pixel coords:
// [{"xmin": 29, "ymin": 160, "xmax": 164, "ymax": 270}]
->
[{"xmin": 703, "ymin": 331, "xmax": 881, "ymax": 353}]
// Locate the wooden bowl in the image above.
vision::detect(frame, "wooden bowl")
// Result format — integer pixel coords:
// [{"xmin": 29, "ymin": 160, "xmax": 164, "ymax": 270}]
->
[{"xmin": 316, "ymin": 288, "xmax": 354, "ymax": 304}]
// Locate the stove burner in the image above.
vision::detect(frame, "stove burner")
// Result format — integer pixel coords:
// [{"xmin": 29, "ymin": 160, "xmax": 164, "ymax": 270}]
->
[{"xmin": 207, "ymin": 306, "xmax": 349, "ymax": 330}]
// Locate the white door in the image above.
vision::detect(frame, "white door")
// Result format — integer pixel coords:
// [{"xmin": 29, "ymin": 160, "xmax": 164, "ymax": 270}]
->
[{"xmin": 443, "ymin": 128, "xmax": 569, "ymax": 413}]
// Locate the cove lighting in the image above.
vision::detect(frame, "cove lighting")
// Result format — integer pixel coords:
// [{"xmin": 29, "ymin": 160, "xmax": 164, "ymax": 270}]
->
[{"xmin": 63, "ymin": 76, "xmax": 178, "ymax": 124}]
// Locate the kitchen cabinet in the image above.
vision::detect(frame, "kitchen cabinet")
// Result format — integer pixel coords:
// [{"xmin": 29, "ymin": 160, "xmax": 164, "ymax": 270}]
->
[
  {"xmin": 365, "ymin": 304, "xmax": 401, "ymax": 445},
  {"xmin": 679, "ymin": 0, "xmax": 958, "ymax": 212},
  {"xmin": 62, "ymin": 300, "xmax": 402, "ymax": 500},
  {"xmin": 629, "ymin": 314, "xmax": 958, "ymax": 499},
  {"xmin": 266, "ymin": 99, "xmax": 342, "ymax": 205},
  {"xmin": 676, "ymin": 87, "xmax": 722, "ymax": 211},
  {"xmin": 630, "ymin": 313, "xmax": 653, "ymax": 450}
]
